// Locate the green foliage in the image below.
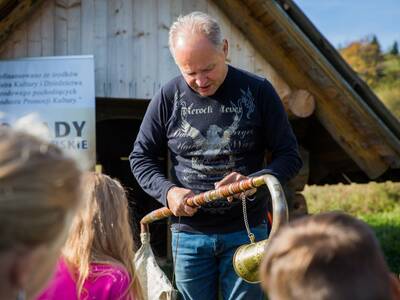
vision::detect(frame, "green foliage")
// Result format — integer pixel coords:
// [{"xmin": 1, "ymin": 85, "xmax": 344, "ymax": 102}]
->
[
  {"xmin": 381, "ymin": 54, "xmax": 400, "ymax": 75},
  {"xmin": 371, "ymin": 34, "xmax": 382, "ymax": 53},
  {"xmin": 304, "ymin": 182, "xmax": 400, "ymax": 274},
  {"xmin": 339, "ymin": 36, "xmax": 400, "ymax": 118},
  {"xmin": 390, "ymin": 41, "xmax": 399, "ymax": 56},
  {"xmin": 375, "ymin": 84, "xmax": 400, "ymax": 117},
  {"xmin": 375, "ymin": 54, "xmax": 400, "ymax": 117},
  {"xmin": 340, "ymin": 38, "xmax": 383, "ymax": 86}
]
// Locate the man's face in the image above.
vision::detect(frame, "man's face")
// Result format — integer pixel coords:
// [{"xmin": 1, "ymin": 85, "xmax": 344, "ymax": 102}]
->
[{"xmin": 173, "ymin": 33, "xmax": 228, "ymax": 97}]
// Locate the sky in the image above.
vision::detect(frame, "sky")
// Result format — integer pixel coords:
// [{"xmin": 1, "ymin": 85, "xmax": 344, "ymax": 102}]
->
[{"xmin": 294, "ymin": 0, "xmax": 400, "ymax": 51}]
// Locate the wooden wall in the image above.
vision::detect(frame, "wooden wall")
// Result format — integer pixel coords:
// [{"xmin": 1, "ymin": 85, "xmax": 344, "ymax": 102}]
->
[{"xmin": 0, "ymin": 0, "xmax": 291, "ymax": 100}]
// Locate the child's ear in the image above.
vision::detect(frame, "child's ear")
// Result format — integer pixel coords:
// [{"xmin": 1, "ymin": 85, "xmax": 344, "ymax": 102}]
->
[{"xmin": 390, "ymin": 273, "xmax": 400, "ymax": 300}]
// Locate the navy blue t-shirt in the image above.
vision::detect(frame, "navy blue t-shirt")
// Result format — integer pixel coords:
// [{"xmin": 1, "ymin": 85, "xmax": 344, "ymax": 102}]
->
[{"xmin": 130, "ymin": 65, "xmax": 302, "ymax": 233}]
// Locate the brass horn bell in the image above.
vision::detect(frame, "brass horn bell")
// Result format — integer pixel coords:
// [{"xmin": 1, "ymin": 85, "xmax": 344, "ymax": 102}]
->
[{"xmin": 232, "ymin": 174, "xmax": 288, "ymax": 283}]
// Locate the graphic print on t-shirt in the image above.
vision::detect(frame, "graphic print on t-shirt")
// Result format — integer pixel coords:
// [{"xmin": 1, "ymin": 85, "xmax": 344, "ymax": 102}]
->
[{"xmin": 171, "ymin": 88, "xmax": 256, "ymax": 214}]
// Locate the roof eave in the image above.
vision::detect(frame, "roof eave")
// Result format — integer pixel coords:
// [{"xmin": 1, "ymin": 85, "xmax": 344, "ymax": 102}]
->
[{"xmin": 212, "ymin": 0, "xmax": 400, "ymax": 178}]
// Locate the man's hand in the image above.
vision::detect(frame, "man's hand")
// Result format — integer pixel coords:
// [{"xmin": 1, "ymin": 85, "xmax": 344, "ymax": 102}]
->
[
  {"xmin": 214, "ymin": 172, "xmax": 257, "ymax": 202},
  {"xmin": 167, "ymin": 186, "xmax": 197, "ymax": 217}
]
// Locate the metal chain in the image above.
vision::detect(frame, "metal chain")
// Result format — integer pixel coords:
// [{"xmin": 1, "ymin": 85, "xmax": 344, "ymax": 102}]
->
[{"xmin": 241, "ymin": 193, "xmax": 255, "ymax": 244}]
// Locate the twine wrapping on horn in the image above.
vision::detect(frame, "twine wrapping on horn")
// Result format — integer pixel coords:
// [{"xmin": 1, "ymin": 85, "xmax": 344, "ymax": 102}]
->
[{"xmin": 140, "ymin": 175, "xmax": 268, "ymax": 232}]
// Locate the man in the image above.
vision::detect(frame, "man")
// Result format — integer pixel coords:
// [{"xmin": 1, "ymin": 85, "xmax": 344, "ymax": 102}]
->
[{"xmin": 130, "ymin": 11, "xmax": 302, "ymax": 300}]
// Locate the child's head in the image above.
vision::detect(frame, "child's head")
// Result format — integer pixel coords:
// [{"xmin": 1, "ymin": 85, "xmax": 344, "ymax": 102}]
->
[
  {"xmin": 63, "ymin": 172, "xmax": 141, "ymax": 298},
  {"xmin": 261, "ymin": 212, "xmax": 396, "ymax": 300},
  {"xmin": 0, "ymin": 126, "xmax": 82, "ymax": 299}
]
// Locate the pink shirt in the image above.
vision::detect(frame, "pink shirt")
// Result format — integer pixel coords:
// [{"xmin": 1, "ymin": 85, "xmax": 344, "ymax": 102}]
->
[{"xmin": 36, "ymin": 259, "xmax": 134, "ymax": 300}]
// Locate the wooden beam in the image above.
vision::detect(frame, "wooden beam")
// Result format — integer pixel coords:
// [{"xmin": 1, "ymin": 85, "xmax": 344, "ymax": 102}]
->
[
  {"xmin": 279, "ymin": 0, "xmax": 400, "ymax": 142},
  {"xmin": 282, "ymin": 186, "xmax": 308, "ymax": 219},
  {"xmin": 287, "ymin": 146, "xmax": 309, "ymax": 191},
  {"xmin": 0, "ymin": 0, "xmax": 18, "ymax": 17},
  {"xmin": 258, "ymin": 0, "xmax": 400, "ymax": 168},
  {"xmin": 0, "ymin": 0, "xmax": 46, "ymax": 53},
  {"xmin": 290, "ymin": 193, "xmax": 308, "ymax": 219},
  {"xmin": 212, "ymin": 0, "xmax": 399, "ymax": 179},
  {"xmin": 283, "ymin": 89, "xmax": 315, "ymax": 118}
]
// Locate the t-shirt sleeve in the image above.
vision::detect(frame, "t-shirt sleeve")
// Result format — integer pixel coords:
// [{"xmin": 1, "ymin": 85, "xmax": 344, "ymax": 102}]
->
[{"xmin": 129, "ymin": 88, "xmax": 175, "ymax": 206}]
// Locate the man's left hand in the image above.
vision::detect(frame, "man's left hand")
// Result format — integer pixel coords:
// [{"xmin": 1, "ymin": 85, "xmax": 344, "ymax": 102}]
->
[{"xmin": 214, "ymin": 171, "xmax": 257, "ymax": 202}]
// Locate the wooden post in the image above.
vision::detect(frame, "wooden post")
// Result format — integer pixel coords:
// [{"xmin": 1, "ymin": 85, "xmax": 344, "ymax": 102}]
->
[
  {"xmin": 285, "ymin": 146, "xmax": 310, "ymax": 219},
  {"xmin": 283, "ymin": 89, "xmax": 316, "ymax": 119}
]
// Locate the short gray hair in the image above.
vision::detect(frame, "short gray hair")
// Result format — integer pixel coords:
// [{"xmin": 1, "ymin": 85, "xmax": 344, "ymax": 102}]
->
[{"xmin": 169, "ymin": 11, "xmax": 223, "ymax": 58}]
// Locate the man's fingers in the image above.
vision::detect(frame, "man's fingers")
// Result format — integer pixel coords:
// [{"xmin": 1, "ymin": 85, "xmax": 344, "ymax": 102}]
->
[
  {"xmin": 215, "ymin": 172, "xmax": 239, "ymax": 188},
  {"xmin": 175, "ymin": 199, "xmax": 197, "ymax": 217},
  {"xmin": 214, "ymin": 172, "xmax": 257, "ymax": 203},
  {"xmin": 184, "ymin": 205, "xmax": 198, "ymax": 216},
  {"xmin": 231, "ymin": 188, "xmax": 257, "ymax": 201},
  {"xmin": 246, "ymin": 188, "xmax": 257, "ymax": 196},
  {"xmin": 167, "ymin": 187, "xmax": 197, "ymax": 217}
]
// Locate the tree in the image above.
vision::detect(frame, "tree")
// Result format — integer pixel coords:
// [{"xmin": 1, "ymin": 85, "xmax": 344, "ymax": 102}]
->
[
  {"xmin": 371, "ymin": 35, "xmax": 382, "ymax": 53},
  {"xmin": 340, "ymin": 38, "xmax": 383, "ymax": 86},
  {"xmin": 390, "ymin": 41, "xmax": 399, "ymax": 56}
]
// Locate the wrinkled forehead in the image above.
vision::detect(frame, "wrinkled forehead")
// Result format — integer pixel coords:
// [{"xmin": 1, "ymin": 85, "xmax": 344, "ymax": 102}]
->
[
  {"xmin": 174, "ymin": 32, "xmax": 219, "ymax": 52},
  {"xmin": 174, "ymin": 35, "xmax": 222, "ymax": 70}
]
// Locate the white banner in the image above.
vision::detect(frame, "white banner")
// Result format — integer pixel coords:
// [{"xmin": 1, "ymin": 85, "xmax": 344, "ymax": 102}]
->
[{"xmin": 0, "ymin": 55, "xmax": 96, "ymax": 169}]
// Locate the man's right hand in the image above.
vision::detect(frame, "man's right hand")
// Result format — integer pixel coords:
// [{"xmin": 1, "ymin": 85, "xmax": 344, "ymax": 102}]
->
[{"xmin": 167, "ymin": 186, "xmax": 198, "ymax": 217}]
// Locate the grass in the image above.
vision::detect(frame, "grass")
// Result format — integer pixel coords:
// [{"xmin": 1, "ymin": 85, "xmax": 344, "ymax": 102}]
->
[{"xmin": 303, "ymin": 182, "xmax": 400, "ymax": 274}]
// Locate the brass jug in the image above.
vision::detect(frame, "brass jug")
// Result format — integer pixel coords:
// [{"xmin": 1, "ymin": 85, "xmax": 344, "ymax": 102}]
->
[{"xmin": 232, "ymin": 174, "xmax": 288, "ymax": 283}]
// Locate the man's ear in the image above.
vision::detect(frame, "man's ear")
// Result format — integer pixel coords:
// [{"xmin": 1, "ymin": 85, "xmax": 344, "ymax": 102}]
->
[
  {"xmin": 10, "ymin": 245, "xmax": 47, "ymax": 289},
  {"xmin": 223, "ymin": 39, "xmax": 229, "ymax": 57}
]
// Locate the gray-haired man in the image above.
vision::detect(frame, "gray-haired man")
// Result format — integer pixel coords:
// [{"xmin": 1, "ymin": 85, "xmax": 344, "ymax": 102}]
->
[{"xmin": 130, "ymin": 11, "xmax": 302, "ymax": 299}]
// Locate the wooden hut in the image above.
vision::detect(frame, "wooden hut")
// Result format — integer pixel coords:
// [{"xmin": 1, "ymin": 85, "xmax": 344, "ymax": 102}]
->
[{"xmin": 1, "ymin": 0, "xmax": 400, "ymax": 256}]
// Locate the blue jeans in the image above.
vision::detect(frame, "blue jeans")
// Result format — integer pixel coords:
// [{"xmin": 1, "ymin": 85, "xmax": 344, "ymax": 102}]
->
[{"xmin": 171, "ymin": 223, "xmax": 268, "ymax": 300}]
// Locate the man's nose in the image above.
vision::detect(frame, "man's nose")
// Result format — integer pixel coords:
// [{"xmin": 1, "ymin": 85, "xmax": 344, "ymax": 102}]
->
[{"xmin": 195, "ymin": 75, "xmax": 208, "ymax": 87}]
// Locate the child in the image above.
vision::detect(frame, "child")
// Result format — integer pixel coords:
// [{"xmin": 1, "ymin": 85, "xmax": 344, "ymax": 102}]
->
[
  {"xmin": 37, "ymin": 172, "xmax": 143, "ymax": 300},
  {"xmin": 260, "ymin": 212, "xmax": 400, "ymax": 300},
  {"xmin": 0, "ymin": 126, "xmax": 82, "ymax": 300}
]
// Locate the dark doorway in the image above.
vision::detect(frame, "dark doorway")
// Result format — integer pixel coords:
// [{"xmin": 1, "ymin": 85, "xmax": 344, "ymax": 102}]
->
[{"xmin": 96, "ymin": 100, "xmax": 168, "ymax": 258}]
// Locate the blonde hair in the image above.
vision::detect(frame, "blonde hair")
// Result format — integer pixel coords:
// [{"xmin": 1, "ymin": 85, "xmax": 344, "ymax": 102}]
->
[
  {"xmin": 260, "ymin": 212, "xmax": 392, "ymax": 300},
  {"xmin": 169, "ymin": 11, "xmax": 223, "ymax": 58},
  {"xmin": 63, "ymin": 172, "xmax": 143, "ymax": 300},
  {"xmin": 0, "ymin": 126, "xmax": 81, "ymax": 251}
]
